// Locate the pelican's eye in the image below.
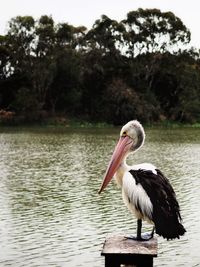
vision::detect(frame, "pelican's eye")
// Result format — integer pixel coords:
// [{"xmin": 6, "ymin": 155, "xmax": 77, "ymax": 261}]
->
[{"xmin": 122, "ymin": 131, "xmax": 127, "ymax": 136}]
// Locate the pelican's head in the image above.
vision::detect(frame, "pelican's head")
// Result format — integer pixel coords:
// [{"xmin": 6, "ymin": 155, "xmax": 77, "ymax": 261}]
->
[
  {"xmin": 98, "ymin": 120, "xmax": 145, "ymax": 194},
  {"xmin": 120, "ymin": 120, "xmax": 145, "ymax": 151}
]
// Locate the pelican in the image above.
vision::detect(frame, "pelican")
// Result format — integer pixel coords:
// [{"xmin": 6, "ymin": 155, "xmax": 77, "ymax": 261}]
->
[{"xmin": 98, "ymin": 120, "xmax": 186, "ymax": 241}]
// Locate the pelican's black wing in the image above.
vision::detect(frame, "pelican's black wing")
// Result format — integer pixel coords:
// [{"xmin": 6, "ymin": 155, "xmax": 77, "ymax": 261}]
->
[{"xmin": 129, "ymin": 169, "xmax": 186, "ymax": 239}]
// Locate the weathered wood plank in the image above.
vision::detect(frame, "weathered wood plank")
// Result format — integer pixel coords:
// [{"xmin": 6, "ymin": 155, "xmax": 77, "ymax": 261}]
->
[
  {"xmin": 102, "ymin": 235, "xmax": 157, "ymax": 256},
  {"xmin": 101, "ymin": 235, "xmax": 157, "ymax": 267}
]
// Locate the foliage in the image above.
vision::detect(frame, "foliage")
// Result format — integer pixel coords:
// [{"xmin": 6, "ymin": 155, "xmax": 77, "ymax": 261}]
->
[
  {"xmin": 103, "ymin": 78, "xmax": 159, "ymax": 124},
  {"xmin": 0, "ymin": 9, "xmax": 200, "ymax": 125},
  {"xmin": 122, "ymin": 9, "xmax": 191, "ymax": 57}
]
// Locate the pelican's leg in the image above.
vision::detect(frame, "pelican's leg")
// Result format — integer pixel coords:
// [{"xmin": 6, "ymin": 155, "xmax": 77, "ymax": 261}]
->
[
  {"xmin": 137, "ymin": 219, "xmax": 142, "ymax": 239},
  {"xmin": 124, "ymin": 219, "xmax": 142, "ymax": 240},
  {"xmin": 125, "ymin": 220, "xmax": 154, "ymax": 241}
]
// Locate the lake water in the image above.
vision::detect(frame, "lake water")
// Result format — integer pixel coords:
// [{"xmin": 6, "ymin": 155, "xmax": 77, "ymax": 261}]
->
[{"xmin": 0, "ymin": 126, "xmax": 199, "ymax": 267}]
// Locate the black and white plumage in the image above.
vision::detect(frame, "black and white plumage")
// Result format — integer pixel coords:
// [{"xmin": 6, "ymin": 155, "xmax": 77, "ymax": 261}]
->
[{"xmin": 98, "ymin": 120, "xmax": 186, "ymax": 241}]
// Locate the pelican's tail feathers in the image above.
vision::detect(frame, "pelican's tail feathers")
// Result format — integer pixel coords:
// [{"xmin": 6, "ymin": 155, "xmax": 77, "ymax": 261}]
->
[{"xmin": 155, "ymin": 217, "xmax": 186, "ymax": 240}]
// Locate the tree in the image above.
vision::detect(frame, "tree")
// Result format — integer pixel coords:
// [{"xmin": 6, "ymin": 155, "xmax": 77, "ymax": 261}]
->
[
  {"xmin": 122, "ymin": 9, "xmax": 191, "ymax": 57},
  {"xmin": 1, "ymin": 17, "xmax": 35, "ymax": 111},
  {"xmin": 83, "ymin": 15, "xmax": 125, "ymax": 56},
  {"xmin": 56, "ymin": 23, "xmax": 86, "ymax": 49},
  {"xmin": 6, "ymin": 16, "xmax": 36, "ymax": 74}
]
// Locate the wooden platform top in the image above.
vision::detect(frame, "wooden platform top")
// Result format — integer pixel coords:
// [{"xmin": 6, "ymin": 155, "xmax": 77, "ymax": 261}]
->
[{"xmin": 101, "ymin": 235, "xmax": 158, "ymax": 257}]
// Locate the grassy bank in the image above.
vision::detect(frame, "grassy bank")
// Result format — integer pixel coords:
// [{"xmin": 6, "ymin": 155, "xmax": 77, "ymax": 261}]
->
[{"xmin": 1, "ymin": 115, "xmax": 200, "ymax": 129}]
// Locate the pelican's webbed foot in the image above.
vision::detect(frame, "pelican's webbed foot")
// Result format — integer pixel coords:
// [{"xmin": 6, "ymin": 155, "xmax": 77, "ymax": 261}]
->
[
  {"xmin": 125, "ymin": 232, "xmax": 153, "ymax": 241},
  {"xmin": 125, "ymin": 219, "xmax": 154, "ymax": 241}
]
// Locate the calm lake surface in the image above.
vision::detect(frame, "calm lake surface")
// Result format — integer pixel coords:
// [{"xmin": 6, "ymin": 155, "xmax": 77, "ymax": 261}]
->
[{"xmin": 0, "ymin": 126, "xmax": 200, "ymax": 267}]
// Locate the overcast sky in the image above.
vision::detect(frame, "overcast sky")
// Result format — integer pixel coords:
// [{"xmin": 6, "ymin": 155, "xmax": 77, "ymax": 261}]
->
[{"xmin": 0, "ymin": 0, "xmax": 200, "ymax": 48}]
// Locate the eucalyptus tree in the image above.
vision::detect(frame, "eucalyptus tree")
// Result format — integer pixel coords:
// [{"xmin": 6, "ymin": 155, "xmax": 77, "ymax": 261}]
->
[
  {"xmin": 122, "ymin": 8, "xmax": 191, "ymax": 57},
  {"xmin": 47, "ymin": 22, "xmax": 86, "ymax": 115},
  {"xmin": 4, "ymin": 15, "xmax": 85, "ymax": 118},
  {"xmin": 0, "ymin": 16, "xmax": 38, "ymax": 116},
  {"xmin": 83, "ymin": 15, "xmax": 126, "ymax": 55},
  {"xmin": 31, "ymin": 15, "xmax": 57, "ymax": 110},
  {"xmin": 80, "ymin": 15, "xmax": 128, "ymax": 119},
  {"xmin": 6, "ymin": 16, "xmax": 36, "ymax": 75},
  {"xmin": 119, "ymin": 9, "xmax": 192, "ymax": 122},
  {"xmin": 56, "ymin": 22, "xmax": 86, "ymax": 49},
  {"xmin": 3, "ymin": 15, "xmax": 55, "ymax": 117}
]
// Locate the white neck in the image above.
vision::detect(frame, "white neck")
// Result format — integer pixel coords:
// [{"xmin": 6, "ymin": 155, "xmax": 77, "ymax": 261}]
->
[{"xmin": 114, "ymin": 159, "xmax": 130, "ymax": 188}]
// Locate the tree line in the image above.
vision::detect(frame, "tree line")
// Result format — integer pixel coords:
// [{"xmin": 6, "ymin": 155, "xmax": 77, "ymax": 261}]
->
[{"xmin": 0, "ymin": 8, "xmax": 200, "ymax": 125}]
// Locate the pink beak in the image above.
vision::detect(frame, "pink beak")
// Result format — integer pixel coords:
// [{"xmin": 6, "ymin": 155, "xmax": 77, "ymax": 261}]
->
[{"xmin": 98, "ymin": 136, "xmax": 133, "ymax": 194}]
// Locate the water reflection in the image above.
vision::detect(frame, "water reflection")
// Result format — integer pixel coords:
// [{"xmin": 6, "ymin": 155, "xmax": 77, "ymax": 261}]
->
[{"xmin": 0, "ymin": 127, "xmax": 200, "ymax": 266}]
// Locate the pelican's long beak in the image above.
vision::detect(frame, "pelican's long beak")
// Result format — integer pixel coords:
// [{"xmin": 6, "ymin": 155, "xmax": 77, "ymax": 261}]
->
[{"xmin": 98, "ymin": 136, "xmax": 133, "ymax": 194}]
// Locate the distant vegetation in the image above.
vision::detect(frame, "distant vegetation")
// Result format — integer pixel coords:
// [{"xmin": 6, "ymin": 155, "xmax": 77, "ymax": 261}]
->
[{"xmin": 0, "ymin": 9, "xmax": 200, "ymax": 125}]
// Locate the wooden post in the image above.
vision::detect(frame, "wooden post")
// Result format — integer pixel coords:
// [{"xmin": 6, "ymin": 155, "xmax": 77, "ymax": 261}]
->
[{"xmin": 101, "ymin": 235, "xmax": 157, "ymax": 267}]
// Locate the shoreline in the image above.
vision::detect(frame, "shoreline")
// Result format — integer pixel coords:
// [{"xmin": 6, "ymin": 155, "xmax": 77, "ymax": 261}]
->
[{"xmin": 0, "ymin": 116, "xmax": 200, "ymax": 129}]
